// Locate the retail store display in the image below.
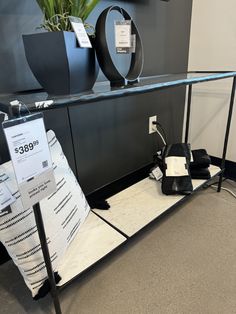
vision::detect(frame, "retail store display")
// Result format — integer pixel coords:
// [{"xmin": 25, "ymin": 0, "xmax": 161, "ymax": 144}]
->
[
  {"xmin": 152, "ymin": 122, "xmax": 212, "ymax": 186},
  {"xmin": 0, "ymin": 130, "xmax": 90, "ymax": 298},
  {"xmin": 0, "ymin": 71, "xmax": 234, "ymax": 313},
  {"xmin": 154, "ymin": 146, "xmax": 212, "ymax": 191},
  {"xmin": 95, "ymin": 5, "xmax": 144, "ymax": 87}
]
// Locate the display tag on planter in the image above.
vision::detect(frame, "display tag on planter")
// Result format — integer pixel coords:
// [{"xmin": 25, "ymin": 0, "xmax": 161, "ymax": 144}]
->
[
  {"xmin": 2, "ymin": 113, "xmax": 57, "ymax": 208},
  {"xmin": 69, "ymin": 16, "xmax": 92, "ymax": 48},
  {"xmin": 0, "ymin": 182, "xmax": 15, "ymax": 216},
  {"xmin": 115, "ymin": 20, "xmax": 132, "ymax": 54}
]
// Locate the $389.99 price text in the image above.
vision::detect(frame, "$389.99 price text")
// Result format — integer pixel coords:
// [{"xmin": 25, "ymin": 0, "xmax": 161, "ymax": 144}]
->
[{"xmin": 14, "ymin": 140, "xmax": 39, "ymax": 154}]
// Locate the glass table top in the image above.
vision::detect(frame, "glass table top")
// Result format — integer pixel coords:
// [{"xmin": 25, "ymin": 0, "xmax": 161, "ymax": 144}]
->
[{"xmin": 0, "ymin": 72, "xmax": 235, "ymax": 112}]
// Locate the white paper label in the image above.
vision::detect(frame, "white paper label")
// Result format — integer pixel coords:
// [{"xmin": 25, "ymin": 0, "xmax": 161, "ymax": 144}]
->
[
  {"xmin": 115, "ymin": 20, "xmax": 131, "ymax": 54},
  {"xmin": 19, "ymin": 169, "xmax": 56, "ymax": 209},
  {"xmin": 165, "ymin": 156, "xmax": 188, "ymax": 177},
  {"xmin": 4, "ymin": 117, "xmax": 53, "ymax": 185},
  {"xmin": 151, "ymin": 166, "xmax": 163, "ymax": 181},
  {"xmin": 3, "ymin": 115, "xmax": 57, "ymax": 208},
  {"xmin": 0, "ymin": 182, "xmax": 15, "ymax": 214},
  {"xmin": 69, "ymin": 16, "xmax": 92, "ymax": 48}
]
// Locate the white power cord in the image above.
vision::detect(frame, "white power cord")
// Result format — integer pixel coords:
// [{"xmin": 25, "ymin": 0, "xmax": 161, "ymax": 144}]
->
[
  {"xmin": 154, "ymin": 125, "xmax": 167, "ymax": 146},
  {"xmin": 210, "ymin": 185, "xmax": 236, "ymax": 199}
]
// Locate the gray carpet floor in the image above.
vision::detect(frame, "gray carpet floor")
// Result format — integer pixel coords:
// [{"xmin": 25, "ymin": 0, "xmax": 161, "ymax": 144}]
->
[{"xmin": 0, "ymin": 180, "xmax": 236, "ymax": 314}]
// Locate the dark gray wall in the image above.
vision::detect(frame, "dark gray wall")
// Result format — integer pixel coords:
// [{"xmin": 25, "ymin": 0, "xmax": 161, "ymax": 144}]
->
[
  {"xmin": 0, "ymin": 0, "xmax": 193, "ymax": 194},
  {"xmin": 70, "ymin": 87, "xmax": 186, "ymax": 194}
]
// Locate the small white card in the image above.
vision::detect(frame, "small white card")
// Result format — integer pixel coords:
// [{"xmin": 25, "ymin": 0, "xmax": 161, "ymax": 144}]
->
[
  {"xmin": 0, "ymin": 182, "xmax": 15, "ymax": 215},
  {"xmin": 115, "ymin": 20, "xmax": 131, "ymax": 54},
  {"xmin": 165, "ymin": 156, "xmax": 188, "ymax": 177},
  {"xmin": 151, "ymin": 166, "xmax": 163, "ymax": 181},
  {"xmin": 19, "ymin": 169, "xmax": 56, "ymax": 209},
  {"xmin": 69, "ymin": 16, "xmax": 92, "ymax": 48}
]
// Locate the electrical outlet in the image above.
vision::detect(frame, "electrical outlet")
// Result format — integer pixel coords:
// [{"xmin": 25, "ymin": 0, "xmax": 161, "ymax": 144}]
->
[{"xmin": 149, "ymin": 115, "xmax": 157, "ymax": 134}]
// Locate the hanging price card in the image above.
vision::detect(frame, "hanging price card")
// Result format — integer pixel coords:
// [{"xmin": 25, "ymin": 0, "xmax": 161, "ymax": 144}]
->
[
  {"xmin": 3, "ymin": 113, "xmax": 56, "ymax": 208},
  {"xmin": 115, "ymin": 20, "xmax": 132, "ymax": 54},
  {"xmin": 69, "ymin": 16, "xmax": 92, "ymax": 48}
]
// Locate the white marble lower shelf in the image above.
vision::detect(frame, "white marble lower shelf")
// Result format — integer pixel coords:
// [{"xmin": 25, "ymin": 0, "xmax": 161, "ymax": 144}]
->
[
  {"xmin": 57, "ymin": 211, "xmax": 126, "ymax": 286},
  {"xmin": 93, "ymin": 165, "xmax": 221, "ymax": 237}
]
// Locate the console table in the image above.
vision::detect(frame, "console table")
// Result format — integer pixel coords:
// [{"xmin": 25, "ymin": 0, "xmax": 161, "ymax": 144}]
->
[{"xmin": 0, "ymin": 71, "xmax": 235, "ymax": 314}]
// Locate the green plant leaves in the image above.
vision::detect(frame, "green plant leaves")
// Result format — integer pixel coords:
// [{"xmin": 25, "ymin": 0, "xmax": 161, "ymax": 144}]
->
[
  {"xmin": 82, "ymin": 0, "xmax": 100, "ymax": 20},
  {"xmin": 36, "ymin": 0, "xmax": 55, "ymax": 20},
  {"xmin": 36, "ymin": 0, "xmax": 100, "ymax": 32}
]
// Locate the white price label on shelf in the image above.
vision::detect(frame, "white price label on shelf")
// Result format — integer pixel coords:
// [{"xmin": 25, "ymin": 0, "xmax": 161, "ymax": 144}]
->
[
  {"xmin": 115, "ymin": 20, "xmax": 131, "ymax": 54},
  {"xmin": 3, "ymin": 113, "xmax": 56, "ymax": 208},
  {"xmin": 69, "ymin": 16, "xmax": 92, "ymax": 48}
]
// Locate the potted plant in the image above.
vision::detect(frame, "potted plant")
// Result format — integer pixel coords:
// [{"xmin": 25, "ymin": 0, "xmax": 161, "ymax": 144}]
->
[{"xmin": 23, "ymin": 0, "xmax": 100, "ymax": 95}]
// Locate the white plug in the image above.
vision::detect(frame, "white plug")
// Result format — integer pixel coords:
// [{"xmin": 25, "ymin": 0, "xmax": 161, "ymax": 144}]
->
[{"xmin": 148, "ymin": 115, "xmax": 157, "ymax": 134}]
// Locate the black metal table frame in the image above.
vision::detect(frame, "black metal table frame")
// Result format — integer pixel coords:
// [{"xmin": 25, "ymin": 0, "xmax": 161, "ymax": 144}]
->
[
  {"xmin": 185, "ymin": 71, "xmax": 236, "ymax": 192},
  {"xmin": 1, "ymin": 71, "xmax": 236, "ymax": 314}
]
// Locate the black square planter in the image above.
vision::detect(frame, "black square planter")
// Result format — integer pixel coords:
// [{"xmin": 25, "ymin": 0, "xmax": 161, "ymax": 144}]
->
[{"xmin": 23, "ymin": 31, "xmax": 98, "ymax": 96}]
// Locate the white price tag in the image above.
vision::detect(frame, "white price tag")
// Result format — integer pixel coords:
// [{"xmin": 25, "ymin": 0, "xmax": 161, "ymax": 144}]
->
[
  {"xmin": 3, "ymin": 115, "xmax": 52, "ymax": 185},
  {"xmin": 69, "ymin": 16, "xmax": 92, "ymax": 48},
  {"xmin": 0, "ymin": 182, "xmax": 15, "ymax": 215},
  {"xmin": 115, "ymin": 20, "xmax": 131, "ymax": 54},
  {"xmin": 151, "ymin": 166, "xmax": 163, "ymax": 181},
  {"xmin": 3, "ymin": 113, "xmax": 56, "ymax": 208},
  {"xmin": 165, "ymin": 156, "xmax": 188, "ymax": 177},
  {"xmin": 19, "ymin": 169, "xmax": 56, "ymax": 209}
]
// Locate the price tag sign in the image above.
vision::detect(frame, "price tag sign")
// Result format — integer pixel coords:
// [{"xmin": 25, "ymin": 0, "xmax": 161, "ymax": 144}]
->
[
  {"xmin": 151, "ymin": 166, "xmax": 163, "ymax": 181},
  {"xmin": 3, "ymin": 113, "xmax": 56, "ymax": 208},
  {"xmin": 69, "ymin": 16, "xmax": 92, "ymax": 48},
  {"xmin": 0, "ymin": 182, "xmax": 15, "ymax": 216},
  {"xmin": 115, "ymin": 20, "xmax": 132, "ymax": 54}
]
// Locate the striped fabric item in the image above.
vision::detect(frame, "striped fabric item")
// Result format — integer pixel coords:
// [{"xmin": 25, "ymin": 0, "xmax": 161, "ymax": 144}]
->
[{"xmin": 0, "ymin": 130, "xmax": 90, "ymax": 297}]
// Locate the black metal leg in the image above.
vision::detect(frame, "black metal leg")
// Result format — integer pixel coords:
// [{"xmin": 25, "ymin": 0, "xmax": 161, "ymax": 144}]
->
[
  {"xmin": 33, "ymin": 203, "xmax": 62, "ymax": 314},
  {"xmin": 66, "ymin": 107, "xmax": 79, "ymax": 179},
  {"xmin": 185, "ymin": 84, "xmax": 192, "ymax": 143},
  {"xmin": 217, "ymin": 77, "xmax": 236, "ymax": 192}
]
